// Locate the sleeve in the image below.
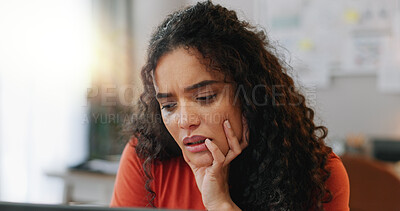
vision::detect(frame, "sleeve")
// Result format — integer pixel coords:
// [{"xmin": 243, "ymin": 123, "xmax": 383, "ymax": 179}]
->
[
  {"xmin": 322, "ymin": 153, "xmax": 350, "ymax": 211},
  {"xmin": 110, "ymin": 139, "xmax": 149, "ymax": 207}
]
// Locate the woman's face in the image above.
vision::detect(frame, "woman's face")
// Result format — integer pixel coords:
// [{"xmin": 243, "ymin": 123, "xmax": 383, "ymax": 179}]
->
[{"xmin": 154, "ymin": 47, "xmax": 243, "ymax": 167}]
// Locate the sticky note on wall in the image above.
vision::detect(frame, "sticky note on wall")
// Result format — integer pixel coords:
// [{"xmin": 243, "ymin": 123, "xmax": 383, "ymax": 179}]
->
[
  {"xmin": 299, "ymin": 38, "xmax": 314, "ymax": 51},
  {"xmin": 344, "ymin": 9, "xmax": 360, "ymax": 24}
]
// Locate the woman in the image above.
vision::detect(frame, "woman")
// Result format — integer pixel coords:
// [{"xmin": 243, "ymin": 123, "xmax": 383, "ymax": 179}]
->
[{"xmin": 111, "ymin": 1, "xmax": 350, "ymax": 210}]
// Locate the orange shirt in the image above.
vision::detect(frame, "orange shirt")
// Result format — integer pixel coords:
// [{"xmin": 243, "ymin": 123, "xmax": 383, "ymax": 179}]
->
[{"xmin": 111, "ymin": 140, "xmax": 350, "ymax": 210}]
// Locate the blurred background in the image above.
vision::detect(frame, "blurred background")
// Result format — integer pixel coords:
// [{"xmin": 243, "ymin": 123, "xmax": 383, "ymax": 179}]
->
[{"xmin": 0, "ymin": 0, "xmax": 399, "ymax": 209}]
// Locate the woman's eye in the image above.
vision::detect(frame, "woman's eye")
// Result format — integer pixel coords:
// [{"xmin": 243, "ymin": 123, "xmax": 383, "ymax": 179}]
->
[
  {"xmin": 196, "ymin": 94, "xmax": 217, "ymax": 103},
  {"xmin": 161, "ymin": 103, "xmax": 176, "ymax": 111}
]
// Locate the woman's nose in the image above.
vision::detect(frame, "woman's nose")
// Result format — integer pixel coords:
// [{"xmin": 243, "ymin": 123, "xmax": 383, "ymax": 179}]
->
[{"xmin": 177, "ymin": 104, "xmax": 200, "ymax": 130}]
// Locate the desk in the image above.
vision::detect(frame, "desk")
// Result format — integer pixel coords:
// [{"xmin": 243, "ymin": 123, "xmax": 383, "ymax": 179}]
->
[{"xmin": 47, "ymin": 170, "xmax": 116, "ymax": 206}]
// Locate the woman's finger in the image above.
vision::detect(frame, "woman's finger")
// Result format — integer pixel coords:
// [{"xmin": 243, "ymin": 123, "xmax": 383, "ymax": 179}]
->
[
  {"xmin": 223, "ymin": 120, "xmax": 243, "ymax": 166},
  {"xmin": 204, "ymin": 138, "xmax": 225, "ymax": 169}
]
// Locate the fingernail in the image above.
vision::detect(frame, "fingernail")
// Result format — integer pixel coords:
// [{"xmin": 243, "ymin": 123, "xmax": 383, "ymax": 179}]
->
[
  {"xmin": 205, "ymin": 138, "xmax": 211, "ymax": 144},
  {"xmin": 224, "ymin": 120, "xmax": 231, "ymax": 128}
]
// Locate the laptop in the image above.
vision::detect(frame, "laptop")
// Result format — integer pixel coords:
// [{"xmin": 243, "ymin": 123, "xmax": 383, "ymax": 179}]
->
[{"xmin": 0, "ymin": 201, "xmax": 186, "ymax": 211}]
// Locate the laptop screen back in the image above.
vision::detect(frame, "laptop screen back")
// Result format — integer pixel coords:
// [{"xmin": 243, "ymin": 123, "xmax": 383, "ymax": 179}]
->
[{"xmin": 0, "ymin": 202, "xmax": 184, "ymax": 211}]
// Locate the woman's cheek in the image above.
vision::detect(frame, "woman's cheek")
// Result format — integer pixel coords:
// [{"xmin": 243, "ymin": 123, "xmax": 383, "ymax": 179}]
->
[
  {"xmin": 161, "ymin": 113, "xmax": 179, "ymax": 143},
  {"xmin": 217, "ymin": 123, "xmax": 231, "ymax": 155}
]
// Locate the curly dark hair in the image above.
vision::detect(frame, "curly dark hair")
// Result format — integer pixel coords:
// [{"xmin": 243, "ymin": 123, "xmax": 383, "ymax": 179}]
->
[{"xmin": 125, "ymin": 1, "xmax": 333, "ymax": 210}]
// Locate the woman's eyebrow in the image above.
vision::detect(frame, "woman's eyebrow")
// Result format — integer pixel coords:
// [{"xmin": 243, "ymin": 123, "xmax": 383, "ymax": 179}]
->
[
  {"xmin": 183, "ymin": 80, "xmax": 219, "ymax": 92},
  {"xmin": 156, "ymin": 80, "xmax": 219, "ymax": 100},
  {"xmin": 155, "ymin": 92, "xmax": 172, "ymax": 99}
]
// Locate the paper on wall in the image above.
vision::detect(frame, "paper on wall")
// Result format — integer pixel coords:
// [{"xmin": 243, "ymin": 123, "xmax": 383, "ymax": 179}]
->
[{"xmin": 378, "ymin": 0, "xmax": 400, "ymax": 93}]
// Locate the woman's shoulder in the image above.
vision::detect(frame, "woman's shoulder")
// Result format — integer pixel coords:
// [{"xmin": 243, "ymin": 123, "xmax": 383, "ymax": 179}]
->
[
  {"xmin": 323, "ymin": 152, "xmax": 350, "ymax": 210},
  {"xmin": 121, "ymin": 137, "xmax": 186, "ymax": 171},
  {"xmin": 110, "ymin": 137, "xmax": 148, "ymax": 207},
  {"xmin": 113, "ymin": 137, "xmax": 153, "ymax": 185},
  {"xmin": 118, "ymin": 137, "xmax": 137, "ymax": 156},
  {"xmin": 326, "ymin": 152, "xmax": 349, "ymax": 181},
  {"xmin": 325, "ymin": 152, "xmax": 350, "ymax": 191}
]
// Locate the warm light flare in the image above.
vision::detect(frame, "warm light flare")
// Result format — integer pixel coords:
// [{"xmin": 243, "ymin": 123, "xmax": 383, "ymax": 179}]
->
[{"xmin": 0, "ymin": 0, "xmax": 92, "ymax": 203}]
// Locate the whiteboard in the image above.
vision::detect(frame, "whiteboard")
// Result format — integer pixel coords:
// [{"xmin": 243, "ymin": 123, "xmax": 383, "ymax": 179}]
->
[{"xmin": 255, "ymin": 0, "xmax": 400, "ymax": 92}]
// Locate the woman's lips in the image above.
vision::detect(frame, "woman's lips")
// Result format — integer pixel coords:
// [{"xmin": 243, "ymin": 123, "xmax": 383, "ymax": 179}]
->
[
  {"xmin": 183, "ymin": 135, "xmax": 212, "ymax": 153},
  {"xmin": 185, "ymin": 142, "xmax": 208, "ymax": 153}
]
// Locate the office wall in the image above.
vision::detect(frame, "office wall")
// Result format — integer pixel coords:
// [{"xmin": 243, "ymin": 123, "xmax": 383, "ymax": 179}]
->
[{"xmin": 315, "ymin": 75, "xmax": 400, "ymax": 140}]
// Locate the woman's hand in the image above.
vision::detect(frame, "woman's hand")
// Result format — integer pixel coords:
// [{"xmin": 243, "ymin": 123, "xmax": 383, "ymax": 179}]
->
[{"xmin": 183, "ymin": 116, "xmax": 249, "ymax": 210}]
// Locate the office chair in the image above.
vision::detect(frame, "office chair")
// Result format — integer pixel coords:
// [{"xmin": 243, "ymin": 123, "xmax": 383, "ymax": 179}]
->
[{"xmin": 341, "ymin": 154, "xmax": 400, "ymax": 211}]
